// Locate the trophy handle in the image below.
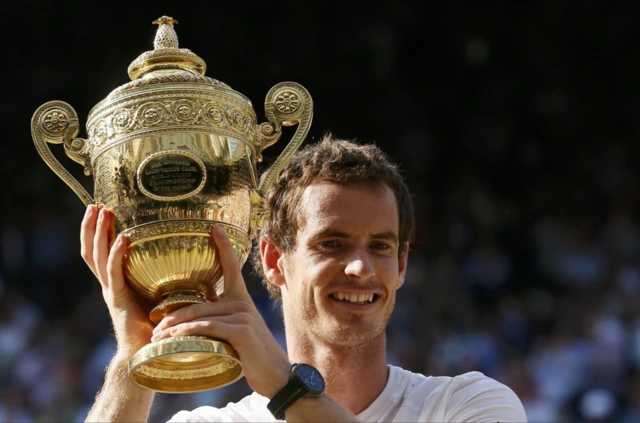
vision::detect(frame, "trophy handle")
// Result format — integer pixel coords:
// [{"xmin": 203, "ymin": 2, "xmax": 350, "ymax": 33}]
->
[
  {"xmin": 31, "ymin": 101, "xmax": 94, "ymax": 206},
  {"xmin": 256, "ymin": 82, "xmax": 313, "ymax": 197}
]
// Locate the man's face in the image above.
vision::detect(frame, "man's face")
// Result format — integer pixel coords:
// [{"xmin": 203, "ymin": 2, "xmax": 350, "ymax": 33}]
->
[{"xmin": 278, "ymin": 180, "xmax": 408, "ymax": 348}]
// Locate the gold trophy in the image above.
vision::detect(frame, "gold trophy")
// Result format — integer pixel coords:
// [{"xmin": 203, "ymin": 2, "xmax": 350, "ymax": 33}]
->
[{"xmin": 30, "ymin": 16, "xmax": 312, "ymax": 393}]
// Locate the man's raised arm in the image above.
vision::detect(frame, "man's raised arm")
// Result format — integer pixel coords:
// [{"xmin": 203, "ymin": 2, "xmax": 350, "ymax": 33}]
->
[{"xmin": 82, "ymin": 205, "xmax": 156, "ymax": 422}]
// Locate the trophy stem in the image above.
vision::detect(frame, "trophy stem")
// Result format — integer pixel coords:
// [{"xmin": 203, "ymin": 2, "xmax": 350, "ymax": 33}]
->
[
  {"xmin": 128, "ymin": 290, "xmax": 243, "ymax": 392},
  {"xmin": 149, "ymin": 291, "xmax": 207, "ymax": 324}
]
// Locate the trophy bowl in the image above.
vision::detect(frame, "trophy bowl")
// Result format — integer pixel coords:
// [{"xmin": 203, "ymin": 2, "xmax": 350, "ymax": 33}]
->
[{"xmin": 30, "ymin": 16, "xmax": 312, "ymax": 393}]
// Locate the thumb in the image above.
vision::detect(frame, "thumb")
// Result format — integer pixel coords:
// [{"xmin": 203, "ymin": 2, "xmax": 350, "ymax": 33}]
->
[{"xmin": 211, "ymin": 225, "xmax": 251, "ymax": 301}]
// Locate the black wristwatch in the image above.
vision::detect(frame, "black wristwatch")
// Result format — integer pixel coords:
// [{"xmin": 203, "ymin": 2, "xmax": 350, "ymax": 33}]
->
[{"xmin": 267, "ymin": 363, "xmax": 325, "ymax": 420}]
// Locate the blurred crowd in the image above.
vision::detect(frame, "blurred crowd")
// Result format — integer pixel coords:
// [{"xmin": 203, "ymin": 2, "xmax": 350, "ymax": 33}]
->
[{"xmin": 3, "ymin": 1, "xmax": 640, "ymax": 422}]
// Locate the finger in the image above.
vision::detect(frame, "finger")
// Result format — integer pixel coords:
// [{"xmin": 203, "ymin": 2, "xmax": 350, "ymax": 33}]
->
[
  {"xmin": 211, "ymin": 225, "xmax": 249, "ymax": 299},
  {"xmin": 108, "ymin": 208, "xmax": 117, "ymax": 250},
  {"xmin": 205, "ymin": 282, "xmax": 222, "ymax": 303},
  {"xmin": 93, "ymin": 208, "xmax": 111, "ymax": 285},
  {"xmin": 151, "ymin": 313, "xmax": 251, "ymax": 342},
  {"xmin": 155, "ymin": 319, "xmax": 252, "ymax": 347},
  {"xmin": 106, "ymin": 234, "xmax": 129, "ymax": 296},
  {"xmin": 152, "ymin": 300, "xmax": 251, "ymax": 334},
  {"xmin": 80, "ymin": 205, "xmax": 99, "ymax": 277}
]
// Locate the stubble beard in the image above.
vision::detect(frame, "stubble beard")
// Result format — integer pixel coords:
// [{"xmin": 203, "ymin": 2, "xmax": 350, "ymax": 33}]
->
[{"xmin": 291, "ymin": 296, "xmax": 395, "ymax": 352}]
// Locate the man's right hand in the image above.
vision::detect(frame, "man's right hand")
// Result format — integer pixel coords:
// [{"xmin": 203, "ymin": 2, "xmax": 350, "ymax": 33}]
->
[{"xmin": 81, "ymin": 205, "xmax": 153, "ymax": 358}]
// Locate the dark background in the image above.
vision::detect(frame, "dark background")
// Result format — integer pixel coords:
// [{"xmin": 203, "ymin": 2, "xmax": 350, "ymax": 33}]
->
[{"xmin": 1, "ymin": 1, "xmax": 640, "ymax": 422}]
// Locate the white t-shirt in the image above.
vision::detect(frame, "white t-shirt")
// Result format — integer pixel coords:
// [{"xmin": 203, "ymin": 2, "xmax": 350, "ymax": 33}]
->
[{"xmin": 168, "ymin": 365, "xmax": 527, "ymax": 422}]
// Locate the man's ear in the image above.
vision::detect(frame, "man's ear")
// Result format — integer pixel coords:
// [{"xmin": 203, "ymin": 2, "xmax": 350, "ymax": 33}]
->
[
  {"xmin": 260, "ymin": 235, "xmax": 286, "ymax": 288},
  {"xmin": 397, "ymin": 242, "xmax": 409, "ymax": 289}
]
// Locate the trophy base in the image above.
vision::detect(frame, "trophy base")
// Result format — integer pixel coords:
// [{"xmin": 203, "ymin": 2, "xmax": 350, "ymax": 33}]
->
[{"xmin": 128, "ymin": 335, "xmax": 243, "ymax": 393}]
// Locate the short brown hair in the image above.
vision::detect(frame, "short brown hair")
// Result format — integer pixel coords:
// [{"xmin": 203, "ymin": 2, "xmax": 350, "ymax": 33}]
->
[{"xmin": 251, "ymin": 134, "xmax": 415, "ymax": 299}]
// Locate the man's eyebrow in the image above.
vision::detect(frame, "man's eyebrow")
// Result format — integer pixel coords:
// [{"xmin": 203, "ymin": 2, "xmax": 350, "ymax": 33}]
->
[
  {"xmin": 314, "ymin": 229, "xmax": 350, "ymax": 238},
  {"xmin": 314, "ymin": 229, "xmax": 398, "ymax": 241},
  {"xmin": 370, "ymin": 231, "xmax": 399, "ymax": 241}
]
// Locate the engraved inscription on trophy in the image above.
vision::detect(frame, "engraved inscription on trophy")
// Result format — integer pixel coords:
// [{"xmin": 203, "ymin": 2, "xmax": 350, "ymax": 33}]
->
[{"xmin": 137, "ymin": 151, "xmax": 207, "ymax": 201}]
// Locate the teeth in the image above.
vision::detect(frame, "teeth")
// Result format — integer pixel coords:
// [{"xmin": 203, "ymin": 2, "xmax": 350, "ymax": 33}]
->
[{"xmin": 332, "ymin": 292, "xmax": 375, "ymax": 303}]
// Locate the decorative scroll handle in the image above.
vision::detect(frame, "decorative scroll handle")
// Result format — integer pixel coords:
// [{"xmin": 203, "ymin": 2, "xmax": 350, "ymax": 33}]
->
[
  {"xmin": 31, "ymin": 101, "xmax": 94, "ymax": 206},
  {"xmin": 256, "ymin": 82, "xmax": 313, "ymax": 197}
]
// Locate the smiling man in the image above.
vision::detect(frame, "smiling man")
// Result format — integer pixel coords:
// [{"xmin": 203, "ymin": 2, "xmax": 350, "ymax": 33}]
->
[{"xmin": 83, "ymin": 135, "xmax": 526, "ymax": 422}]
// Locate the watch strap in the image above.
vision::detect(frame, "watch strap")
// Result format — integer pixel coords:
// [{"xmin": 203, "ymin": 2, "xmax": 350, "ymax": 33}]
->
[
  {"xmin": 267, "ymin": 363, "xmax": 324, "ymax": 420},
  {"xmin": 268, "ymin": 381, "xmax": 306, "ymax": 420}
]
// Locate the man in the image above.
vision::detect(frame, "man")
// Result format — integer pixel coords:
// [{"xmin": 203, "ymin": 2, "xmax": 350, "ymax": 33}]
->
[{"xmin": 82, "ymin": 135, "xmax": 527, "ymax": 422}]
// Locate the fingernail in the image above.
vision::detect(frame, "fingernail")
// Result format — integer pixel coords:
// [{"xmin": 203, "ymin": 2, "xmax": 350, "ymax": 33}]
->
[{"xmin": 85, "ymin": 205, "xmax": 93, "ymax": 216}]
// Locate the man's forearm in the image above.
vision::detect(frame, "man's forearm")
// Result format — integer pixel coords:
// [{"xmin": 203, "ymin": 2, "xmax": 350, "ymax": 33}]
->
[
  {"xmin": 85, "ymin": 353, "xmax": 155, "ymax": 423},
  {"xmin": 284, "ymin": 394, "xmax": 358, "ymax": 423}
]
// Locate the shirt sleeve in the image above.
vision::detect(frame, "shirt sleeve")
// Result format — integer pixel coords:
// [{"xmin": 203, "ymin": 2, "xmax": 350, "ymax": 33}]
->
[{"xmin": 442, "ymin": 373, "xmax": 528, "ymax": 423}]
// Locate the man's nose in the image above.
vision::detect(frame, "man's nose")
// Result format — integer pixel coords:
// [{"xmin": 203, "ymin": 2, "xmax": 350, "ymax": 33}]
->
[{"xmin": 344, "ymin": 248, "xmax": 375, "ymax": 280}]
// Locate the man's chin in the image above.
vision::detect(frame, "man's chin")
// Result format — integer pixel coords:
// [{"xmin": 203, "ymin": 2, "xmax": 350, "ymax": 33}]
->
[{"xmin": 322, "ymin": 322, "xmax": 386, "ymax": 348}]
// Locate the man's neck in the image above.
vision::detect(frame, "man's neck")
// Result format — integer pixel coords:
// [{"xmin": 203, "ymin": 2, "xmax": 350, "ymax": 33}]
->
[{"xmin": 285, "ymin": 330, "xmax": 389, "ymax": 415}]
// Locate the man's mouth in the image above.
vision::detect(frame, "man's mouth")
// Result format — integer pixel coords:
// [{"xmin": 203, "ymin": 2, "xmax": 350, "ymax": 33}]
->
[{"xmin": 329, "ymin": 292, "xmax": 378, "ymax": 304}]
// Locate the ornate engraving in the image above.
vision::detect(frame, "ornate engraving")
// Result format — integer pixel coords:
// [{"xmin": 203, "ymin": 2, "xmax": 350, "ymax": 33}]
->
[
  {"xmin": 202, "ymin": 104, "xmax": 227, "ymax": 125},
  {"xmin": 171, "ymin": 99, "xmax": 199, "ymax": 123},
  {"xmin": 92, "ymin": 118, "xmax": 106, "ymax": 140},
  {"xmin": 124, "ymin": 220, "xmax": 212, "ymax": 241},
  {"xmin": 112, "ymin": 109, "xmax": 135, "ymax": 131},
  {"xmin": 88, "ymin": 98, "xmax": 257, "ymax": 152},
  {"xmin": 138, "ymin": 102, "xmax": 166, "ymax": 126},
  {"xmin": 122, "ymin": 220, "xmax": 250, "ymax": 249},
  {"xmin": 249, "ymin": 191, "xmax": 270, "ymax": 238},
  {"xmin": 275, "ymin": 90, "xmax": 300, "ymax": 114},
  {"xmin": 136, "ymin": 361, "xmax": 238, "ymax": 380},
  {"xmin": 42, "ymin": 109, "xmax": 69, "ymax": 135},
  {"xmin": 69, "ymin": 139, "xmax": 84, "ymax": 151},
  {"xmin": 109, "ymin": 73, "xmax": 230, "ymax": 97},
  {"xmin": 258, "ymin": 122, "xmax": 275, "ymax": 136}
]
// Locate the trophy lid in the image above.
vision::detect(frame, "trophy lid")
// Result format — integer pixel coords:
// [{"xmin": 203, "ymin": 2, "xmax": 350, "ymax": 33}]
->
[
  {"xmin": 96, "ymin": 16, "xmax": 238, "ymax": 112},
  {"xmin": 127, "ymin": 16, "xmax": 206, "ymax": 80}
]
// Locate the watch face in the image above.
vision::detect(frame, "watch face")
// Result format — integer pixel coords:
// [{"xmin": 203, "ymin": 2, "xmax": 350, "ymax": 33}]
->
[{"xmin": 296, "ymin": 364, "xmax": 325, "ymax": 394}]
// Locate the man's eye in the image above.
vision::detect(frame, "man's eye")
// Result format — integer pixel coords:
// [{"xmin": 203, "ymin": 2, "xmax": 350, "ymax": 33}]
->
[
  {"xmin": 320, "ymin": 240, "xmax": 341, "ymax": 248},
  {"xmin": 370, "ymin": 242, "xmax": 391, "ymax": 250}
]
